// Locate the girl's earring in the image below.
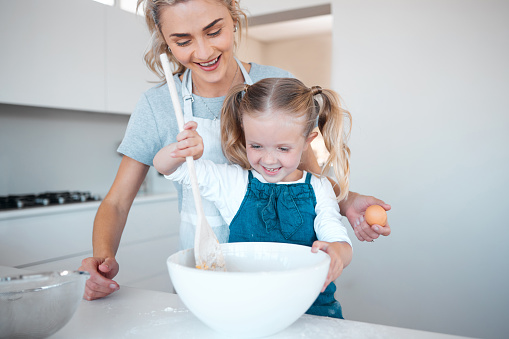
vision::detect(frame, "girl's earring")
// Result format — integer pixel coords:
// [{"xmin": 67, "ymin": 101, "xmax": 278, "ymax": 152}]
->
[
  {"xmin": 233, "ymin": 25, "xmax": 238, "ymax": 33},
  {"xmin": 167, "ymin": 46, "xmax": 172, "ymax": 53}
]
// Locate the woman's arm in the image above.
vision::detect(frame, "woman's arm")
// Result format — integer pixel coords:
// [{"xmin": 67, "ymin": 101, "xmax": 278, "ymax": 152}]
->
[
  {"xmin": 79, "ymin": 156, "xmax": 149, "ymax": 300},
  {"xmin": 300, "ymin": 146, "xmax": 392, "ymax": 242}
]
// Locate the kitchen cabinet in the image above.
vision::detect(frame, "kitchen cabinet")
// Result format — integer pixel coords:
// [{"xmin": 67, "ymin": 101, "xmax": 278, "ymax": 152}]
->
[
  {"xmin": 0, "ymin": 0, "xmax": 106, "ymax": 112},
  {"xmin": 0, "ymin": 0, "xmax": 157, "ymax": 114},
  {"xmin": 26, "ymin": 236, "xmax": 178, "ymax": 293},
  {"xmin": 0, "ymin": 193, "xmax": 180, "ymax": 292},
  {"xmin": 105, "ymin": 7, "xmax": 157, "ymax": 114}
]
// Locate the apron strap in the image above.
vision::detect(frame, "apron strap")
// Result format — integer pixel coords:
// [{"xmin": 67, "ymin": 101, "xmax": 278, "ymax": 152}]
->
[
  {"xmin": 181, "ymin": 57, "xmax": 254, "ymax": 120},
  {"xmin": 181, "ymin": 69, "xmax": 194, "ymax": 120},
  {"xmin": 305, "ymin": 172, "xmax": 312, "ymax": 184},
  {"xmin": 235, "ymin": 56, "xmax": 254, "ymax": 85}
]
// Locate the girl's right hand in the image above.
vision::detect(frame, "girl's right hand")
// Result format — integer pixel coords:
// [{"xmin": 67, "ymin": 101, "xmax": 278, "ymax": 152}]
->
[
  {"xmin": 79, "ymin": 256, "xmax": 120, "ymax": 300},
  {"xmin": 172, "ymin": 121, "xmax": 204, "ymax": 160}
]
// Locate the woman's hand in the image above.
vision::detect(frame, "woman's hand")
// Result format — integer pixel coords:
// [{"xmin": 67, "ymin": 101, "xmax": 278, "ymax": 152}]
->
[
  {"xmin": 341, "ymin": 192, "xmax": 391, "ymax": 242},
  {"xmin": 311, "ymin": 241, "xmax": 352, "ymax": 292},
  {"xmin": 79, "ymin": 256, "xmax": 120, "ymax": 301}
]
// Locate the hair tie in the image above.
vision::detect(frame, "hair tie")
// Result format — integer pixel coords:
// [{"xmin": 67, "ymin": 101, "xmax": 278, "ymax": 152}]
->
[
  {"xmin": 311, "ymin": 86, "xmax": 322, "ymax": 96},
  {"xmin": 243, "ymin": 84, "xmax": 250, "ymax": 92}
]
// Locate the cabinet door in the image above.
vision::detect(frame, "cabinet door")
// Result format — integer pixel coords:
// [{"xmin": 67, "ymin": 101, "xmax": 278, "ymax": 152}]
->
[
  {"xmin": 0, "ymin": 0, "xmax": 106, "ymax": 112},
  {"xmin": 104, "ymin": 7, "xmax": 158, "ymax": 114},
  {"xmin": 0, "ymin": 208, "xmax": 95, "ymax": 267},
  {"xmin": 115, "ymin": 235, "xmax": 179, "ymax": 293},
  {"xmin": 25, "ymin": 234, "xmax": 179, "ymax": 293}
]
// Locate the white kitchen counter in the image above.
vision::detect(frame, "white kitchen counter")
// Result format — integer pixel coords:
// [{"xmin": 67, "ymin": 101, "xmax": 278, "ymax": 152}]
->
[
  {"xmin": 1, "ymin": 266, "xmax": 469, "ymax": 339},
  {"xmin": 0, "ymin": 193, "xmax": 177, "ymax": 221}
]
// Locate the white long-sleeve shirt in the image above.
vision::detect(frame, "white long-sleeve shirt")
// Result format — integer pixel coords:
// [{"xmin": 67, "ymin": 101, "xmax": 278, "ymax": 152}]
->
[{"xmin": 166, "ymin": 159, "xmax": 352, "ymax": 247}]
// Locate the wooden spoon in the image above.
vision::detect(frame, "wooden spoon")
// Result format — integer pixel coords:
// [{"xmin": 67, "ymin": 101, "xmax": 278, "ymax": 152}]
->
[{"xmin": 160, "ymin": 54, "xmax": 226, "ymax": 271}]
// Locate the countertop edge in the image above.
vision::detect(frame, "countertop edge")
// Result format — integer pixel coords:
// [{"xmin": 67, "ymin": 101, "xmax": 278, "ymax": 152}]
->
[{"xmin": 0, "ymin": 192, "xmax": 179, "ymax": 221}]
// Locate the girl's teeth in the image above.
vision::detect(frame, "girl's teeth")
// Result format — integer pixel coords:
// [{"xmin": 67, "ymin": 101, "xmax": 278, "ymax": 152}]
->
[{"xmin": 200, "ymin": 57, "xmax": 218, "ymax": 67}]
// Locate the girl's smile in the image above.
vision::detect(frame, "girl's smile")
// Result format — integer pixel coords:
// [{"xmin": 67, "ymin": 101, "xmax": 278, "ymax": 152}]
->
[{"xmin": 243, "ymin": 113, "xmax": 316, "ymax": 183}]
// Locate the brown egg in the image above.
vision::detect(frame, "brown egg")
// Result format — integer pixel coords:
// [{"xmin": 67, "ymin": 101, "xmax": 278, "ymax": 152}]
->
[{"xmin": 365, "ymin": 205, "xmax": 387, "ymax": 226}]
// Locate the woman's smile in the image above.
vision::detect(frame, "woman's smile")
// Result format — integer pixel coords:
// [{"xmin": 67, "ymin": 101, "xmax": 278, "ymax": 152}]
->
[{"xmin": 196, "ymin": 55, "xmax": 221, "ymax": 71}]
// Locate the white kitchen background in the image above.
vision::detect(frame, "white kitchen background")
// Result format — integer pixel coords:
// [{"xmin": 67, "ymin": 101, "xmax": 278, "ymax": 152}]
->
[{"xmin": 1, "ymin": 1, "xmax": 508, "ymax": 339}]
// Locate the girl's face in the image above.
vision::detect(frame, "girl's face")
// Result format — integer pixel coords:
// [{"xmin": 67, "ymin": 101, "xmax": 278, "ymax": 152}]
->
[
  {"xmin": 159, "ymin": 0, "xmax": 237, "ymax": 90},
  {"xmin": 243, "ymin": 113, "xmax": 316, "ymax": 183}
]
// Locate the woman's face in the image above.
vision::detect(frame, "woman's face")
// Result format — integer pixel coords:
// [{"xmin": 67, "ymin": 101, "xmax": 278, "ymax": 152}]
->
[{"xmin": 159, "ymin": 0, "xmax": 236, "ymax": 89}]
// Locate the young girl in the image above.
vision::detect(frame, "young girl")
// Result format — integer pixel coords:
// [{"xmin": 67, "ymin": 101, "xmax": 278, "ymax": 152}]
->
[{"xmin": 154, "ymin": 77, "xmax": 353, "ymax": 318}]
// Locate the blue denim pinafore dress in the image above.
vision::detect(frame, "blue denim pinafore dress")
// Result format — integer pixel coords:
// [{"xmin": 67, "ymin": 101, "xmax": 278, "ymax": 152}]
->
[{"xmin": 229, "ymin": 171, "xmax": 344, "ymax": 318}]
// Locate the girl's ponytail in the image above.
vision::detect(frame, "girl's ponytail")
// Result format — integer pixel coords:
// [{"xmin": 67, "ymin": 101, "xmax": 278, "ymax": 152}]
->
[
  {"xmin": 221, "ymin": 83, "xmax": 251, "ymax": 169},
  {"xmin": 315, "ymin": 89, "xmax": 352, "ymax": 202}
]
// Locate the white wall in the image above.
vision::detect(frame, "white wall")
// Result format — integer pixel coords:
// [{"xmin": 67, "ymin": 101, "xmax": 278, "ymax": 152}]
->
[
  {"xmin": 330, "ymin": 1, "xmax": 509, "ymax": 338},
  {"xmin": 0, "ymin": 105, "xmax": 173, "ymax": 197},
  {"xmin": 236, "ymin": 36, "xmax": 265, "ymax": 65},
  {"xmin": 241, "ymin": 0, "xmax": 330, "ymax": 16},
  {"xmin": 237, "ymin": 34, "xmax": 331, "ymax": 88},
  {"xmin": 0, "ymin": 105, "xmax": 125, "ymax": 196},
  {"xmin": 263, "ymin": 35, "xmax": 332, "ymax": 88}
]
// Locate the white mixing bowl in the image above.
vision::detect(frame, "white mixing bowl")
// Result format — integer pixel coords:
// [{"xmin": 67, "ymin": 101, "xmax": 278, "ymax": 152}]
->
[{"xmin": 167, "ymin": 242, "xmax": 330, "ymax": 338}]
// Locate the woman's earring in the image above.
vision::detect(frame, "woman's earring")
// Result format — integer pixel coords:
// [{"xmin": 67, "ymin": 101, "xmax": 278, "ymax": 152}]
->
[
  {"xmin": 167, "ymin": 46, "xmax": 172, "ymax": 53},
  {"xmin": 233, "ymin": 25, "xmax": 238, "ymax": 33}
]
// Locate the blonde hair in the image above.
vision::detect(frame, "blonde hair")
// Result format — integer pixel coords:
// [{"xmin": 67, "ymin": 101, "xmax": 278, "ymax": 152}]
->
[
  {"xmin": 221, "ymin": 78, "xmax": 352, "ymax": 201},
  {"xmin": 137, "ymin": 0, "xmax": 247, "ymax": 80}
]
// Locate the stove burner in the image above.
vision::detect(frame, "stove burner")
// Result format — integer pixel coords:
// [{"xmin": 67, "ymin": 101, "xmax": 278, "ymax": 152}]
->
[{"xmin": 0, "ymin": 191, "xmax": 101, "ymax": 211}]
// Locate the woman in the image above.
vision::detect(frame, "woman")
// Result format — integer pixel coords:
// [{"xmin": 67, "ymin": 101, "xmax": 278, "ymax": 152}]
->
[{"xmin": 79, "ymin": 0, "xmax": 391, "ymax": 301}]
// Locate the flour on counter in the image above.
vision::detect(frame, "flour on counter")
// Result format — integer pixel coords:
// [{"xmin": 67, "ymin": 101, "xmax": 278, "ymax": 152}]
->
[{"xmin": 164, "ymin": 306, "xmax": 189, "ymax": 313}]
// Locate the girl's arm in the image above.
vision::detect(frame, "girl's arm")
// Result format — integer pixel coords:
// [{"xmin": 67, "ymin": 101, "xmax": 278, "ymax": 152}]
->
[
  {"xmin": 311, "ymin": 241, "xmax": 352, "ymax": 292},
  {"xmin": 167, "ymin": 160, "xmax": 248, "ymax": 224},
  {"xmin": 312, "ymin": 176, "xmax": 352, "ymax": 292},
  {"xmin": 153, "ymin": 143, "xmax": 183, "ymax": 175},
  {"xmin": 153, "ymin": 121, "xmax": 203, "ymax": 175},
  {"xmin": 300, "ymin": 146, "xmax": 391, "ymax": 242}
]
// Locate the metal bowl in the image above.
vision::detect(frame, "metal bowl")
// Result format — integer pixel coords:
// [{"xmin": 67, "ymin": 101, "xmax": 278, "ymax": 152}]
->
[{"xmin": 0, "ymin": 270, "xmax": 89, "ymax": 339}]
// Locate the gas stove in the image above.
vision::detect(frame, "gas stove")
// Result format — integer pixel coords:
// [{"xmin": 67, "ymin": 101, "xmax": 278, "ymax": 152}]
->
[{"xmin": 0, "ymin": 191, "xmax": 101, "ymax": 211}]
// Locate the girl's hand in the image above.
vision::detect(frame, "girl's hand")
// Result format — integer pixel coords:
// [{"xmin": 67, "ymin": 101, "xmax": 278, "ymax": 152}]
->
[
  {"xmin": 171, "ymin": 121, "xmax": 204, "ymax": 160},
  {"xmin": 311, "ymin": 241, "xmax": 349, "ymax": 292},
  {"xmin": 154, "ymin": 121, "xmax": 203, "ymax": 175},
  {"xmin": 343, "ymin": 193, "xmax": 391, "ymax": 242}
]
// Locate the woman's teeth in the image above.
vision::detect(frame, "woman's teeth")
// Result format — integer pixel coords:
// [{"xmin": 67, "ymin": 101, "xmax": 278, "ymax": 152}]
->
[{"xmin": 200, "ymin": 57, "xmax": 219, "ymax": 67}]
